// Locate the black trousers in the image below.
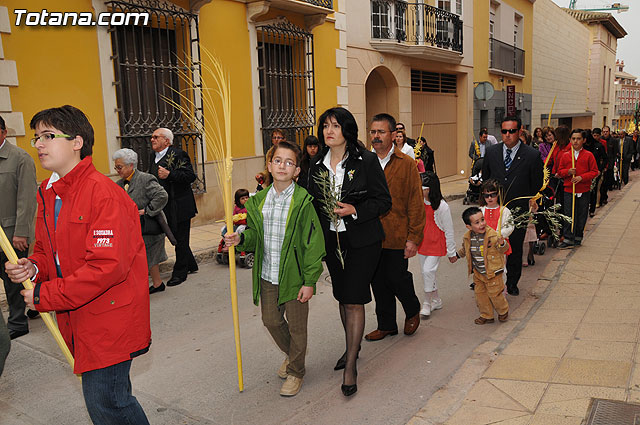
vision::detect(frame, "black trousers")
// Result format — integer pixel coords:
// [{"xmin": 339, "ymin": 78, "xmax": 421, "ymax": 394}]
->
[
  {"xmin": 600, "ymin": 168, "xmax": 613, "ymax": 202},
  {"xmin": 1, "ymin": 248, "xmax": 29, "ymax": 332},
  {"xmin": 506, "ymin": 227, "xmax": 525, "ymax": 291},
  {"xmin": 371, "ymin": 249, "xmax": 420, "ymax": 331},
  {"xmin": 563, "ymin": 191, "xmax": 590, "ymax": 243},
  {"xmin": 622, "ymin": 160, "xmax": 631, "ymax": 185},
  {"xmin": 589, "ymin": 175, "xmax": 601, "ymax": 214},
  {"xmin": 170, "ymin": 219, "xmax": 197, "ymax": 280}
]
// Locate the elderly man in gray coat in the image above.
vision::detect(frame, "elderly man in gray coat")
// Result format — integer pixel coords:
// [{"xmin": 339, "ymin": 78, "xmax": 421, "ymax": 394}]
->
[{"xmin": 0, "ymin": 115, "xmax": 37, "ymax": 342}]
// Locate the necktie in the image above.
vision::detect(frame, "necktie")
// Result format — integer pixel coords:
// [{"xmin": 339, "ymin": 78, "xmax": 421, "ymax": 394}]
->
[
  {"xmin": 504, "ymin": 148, "xmax": 513, "ymax": 170},
  {"xmin": 54, "ymin": 198, "xmax": 62, "ymax": 230},
  {"xmin": 54, "ymin": 197, "xmax": 63, "ymax": 278}
]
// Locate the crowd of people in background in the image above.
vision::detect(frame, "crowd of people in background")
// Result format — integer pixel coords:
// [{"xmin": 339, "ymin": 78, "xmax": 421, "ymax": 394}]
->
[{"xmin": 2, "ymin": 102, "xmax": 640, "ymax": 424}]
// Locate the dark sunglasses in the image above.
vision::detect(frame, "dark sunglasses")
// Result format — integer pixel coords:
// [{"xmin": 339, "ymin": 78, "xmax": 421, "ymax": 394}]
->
[
  {"xmin": 501, "ymin": 128, "xmax": 519, "ymax": 134},
  {"xmin": 483, "ymin": 192, "xmax": 498, "ymax": 199}
]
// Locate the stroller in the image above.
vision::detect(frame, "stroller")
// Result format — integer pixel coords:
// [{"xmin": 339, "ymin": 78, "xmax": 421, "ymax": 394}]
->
[
  {"xmin": 611, "ymin": 157, "xmax": 622, "ymax": 190},
  {"xmin": 215, "ymin": 212, "xmax": 255, "ymax": 268},
  {"xmin": 463, "ymin": 158, "xmax": 483, "ymax": 205},
  {"xmin": 532, "ymin": 185, "xmax": 559, "ymax": 253}
]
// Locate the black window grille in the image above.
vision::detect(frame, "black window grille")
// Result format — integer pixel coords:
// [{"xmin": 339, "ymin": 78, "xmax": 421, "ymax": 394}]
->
[
  {"xmin": 106, "ymin": 0, "xmax": 206, "ymax": 192},
  {"xmin": 257, "ymin": 20, "xmax": 316, "ymax": 152},
  {"xmin": 411, "ymin": 70, "xmax": 457, "ymax": 93}
]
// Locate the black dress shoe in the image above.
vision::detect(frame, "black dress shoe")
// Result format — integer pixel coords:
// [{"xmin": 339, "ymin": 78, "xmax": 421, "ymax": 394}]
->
[
  {"xmin": 26, "ymin": 309, "xmax": 40, "ymax": 319},
  {"xmin": 166, "ymin": 277, "xmax": 185, "ymax": 287},
  {"xmin": 507, "ymin": 286, "xmax": 519, "ymax": 296},
  {"xmin": 9, "ymin": 329, "xmax": 29, "ymax": 340},
  {"xmin": 149, "ymin": 283, "xmax": 166, "ymax": 294},
  {"xmin": 188, "ymin": 266, "xmax": 199, "ymax": 274}
]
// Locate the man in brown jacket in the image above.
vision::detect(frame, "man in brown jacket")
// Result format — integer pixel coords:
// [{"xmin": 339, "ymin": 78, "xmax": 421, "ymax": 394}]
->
[
  {"xmin": 0, "ymin": 115, "xmax": 37, "ymax": 340},
  {"xmin": 365, "ymin": 113, "xmax": 426, "ymax": 341}
]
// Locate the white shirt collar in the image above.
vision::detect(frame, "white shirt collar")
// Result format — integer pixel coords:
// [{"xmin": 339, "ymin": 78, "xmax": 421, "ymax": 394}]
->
[
  {"xmin": 46, "ymin": 172, "xmax": 61, "ymax": 190},
  {"xmin": 504, "ymin": 141, "xmax": 521, "ymax": 155},
  {"xmin": 377, "ymin": 146, "xmax": 394, "ymax": 170},
  {"xmin": 322, "ymin": 149, "xmax": 348, "ymax": 172},
  {"xmin": 155, "ymin": 146, "xmax": 170, "ymax": 162},
  {"xmin": 0, "ymin": 140, "xmax": 5, "ymax": 151}
]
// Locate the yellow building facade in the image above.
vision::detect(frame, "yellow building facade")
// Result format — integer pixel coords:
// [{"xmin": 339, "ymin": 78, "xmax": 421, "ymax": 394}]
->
[
  {"xmin": 0, "ymin": 0, "xmax": 341, "ymax": 222},
  {"xmin": 473, "ymin": 0, "xmax": 534, "ymax": 136}
]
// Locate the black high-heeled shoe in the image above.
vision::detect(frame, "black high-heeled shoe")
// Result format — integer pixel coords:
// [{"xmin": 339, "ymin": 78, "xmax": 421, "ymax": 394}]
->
[
  {"xmin": 341, "ymin": 383, "xmax": 357, "ymax": 396},
  {"xmin": 334, "ymin": 346, "xmax": 361, "ymax": 371},
  {"xmin": 341, "ymin": 368, "xmax": 358, "ymax": 397},
  {"xmin": 528, "ymin": 256, "xmax": 535, "ymax": 266}
]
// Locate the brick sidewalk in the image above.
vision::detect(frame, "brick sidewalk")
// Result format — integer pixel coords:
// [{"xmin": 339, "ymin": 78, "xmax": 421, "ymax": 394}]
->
[{"xmin": 410, "ymin": 173, "xmax": 640, "ymax": 424}]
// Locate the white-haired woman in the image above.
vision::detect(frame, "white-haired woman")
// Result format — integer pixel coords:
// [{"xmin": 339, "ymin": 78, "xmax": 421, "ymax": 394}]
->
[{"xmin": 113, "ymin": 148, "xmax": 170, "ymax": 294}]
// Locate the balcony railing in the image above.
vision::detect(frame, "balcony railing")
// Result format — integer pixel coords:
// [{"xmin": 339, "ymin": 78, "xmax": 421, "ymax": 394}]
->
[
  {"xmin": 371, "ymin": 1, "xmax": 462, "ymax": 54},
  {"xmin": 489, "ymin": 37, "xmax": 524, "ymax": 76},
  {"xmin": 302, "ymin": 0, "xmax": 332, "ymax": 7}
]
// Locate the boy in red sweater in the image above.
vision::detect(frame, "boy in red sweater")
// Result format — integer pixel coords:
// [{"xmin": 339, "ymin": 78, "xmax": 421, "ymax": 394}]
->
[{"xmin": 557, "ymin": 129, "xmax": 599, "ymax": 248}]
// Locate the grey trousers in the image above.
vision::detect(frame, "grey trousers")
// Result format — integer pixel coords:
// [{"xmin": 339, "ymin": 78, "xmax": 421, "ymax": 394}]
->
[
  {"xmin": 1, "ymin": 249, "xmax": 28, "ymax": 333},
  {"xmin": 260, "ymin": 279, "xmax": 309, "ymax": 378},
  {"xmin": 0, "ymin": 308, "xmax": 10, "ymax": 377}
]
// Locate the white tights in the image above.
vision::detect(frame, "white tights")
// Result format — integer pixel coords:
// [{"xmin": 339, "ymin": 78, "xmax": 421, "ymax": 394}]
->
[{"xmin": 419, "ymin": 254, "xmax": 441, "ymax": 303}]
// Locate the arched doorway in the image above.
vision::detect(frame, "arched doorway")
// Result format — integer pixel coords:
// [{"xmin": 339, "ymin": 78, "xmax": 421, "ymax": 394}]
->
[{"xmin": 365, "ymin": 66, "xmax": 400, "ymax": 138}]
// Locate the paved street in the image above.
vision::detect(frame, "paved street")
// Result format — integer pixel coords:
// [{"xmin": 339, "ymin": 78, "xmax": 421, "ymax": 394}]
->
[
  {"xmin": 412, "ymin": 172, "xmax": 640, "ymax": 425},
  {"xmin": 1, "ymin": 191, "xmax": 555, "ymax": 425}
]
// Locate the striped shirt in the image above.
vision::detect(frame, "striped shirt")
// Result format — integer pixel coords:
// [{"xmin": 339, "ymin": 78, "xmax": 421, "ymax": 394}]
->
[
  {"xmin": 470, "ymin": 232, "xmax": 486, "ymax": 275},
  {"xmin": 261, "ymin": 182, "xmax": 295, "ymax": 285}
]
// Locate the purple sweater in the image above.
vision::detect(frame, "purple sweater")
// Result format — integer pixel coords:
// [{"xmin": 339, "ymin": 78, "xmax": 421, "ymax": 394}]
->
[{"xmin": 539, "ymin": 142, "xmax": 553, "ymax": 162}]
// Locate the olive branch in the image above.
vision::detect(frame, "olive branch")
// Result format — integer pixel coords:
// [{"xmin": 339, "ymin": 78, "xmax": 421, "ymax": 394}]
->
[{"xmin": 312, "ymin": 169, "xmax": 345, "ymax": 268}]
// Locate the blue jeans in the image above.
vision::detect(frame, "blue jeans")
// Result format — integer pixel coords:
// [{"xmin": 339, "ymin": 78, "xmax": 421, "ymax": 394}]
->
[{"xmin": 82, "ymin": 360, "xmax": 149, "ymax": 425}]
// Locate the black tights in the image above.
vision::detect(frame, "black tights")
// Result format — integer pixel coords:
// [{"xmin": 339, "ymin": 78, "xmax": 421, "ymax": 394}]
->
[{"xmin": 339, "ymin": 303, "xmax": 364, "ymax": 386}]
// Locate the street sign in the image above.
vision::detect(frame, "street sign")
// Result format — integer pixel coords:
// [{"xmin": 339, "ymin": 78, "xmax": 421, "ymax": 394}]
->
[
  {"xmin": 507, "ymin": 85, "xmax": 516, "ymax": 116},
  {"xmin": 474, "ymin": 82, "xmax": 495, "ymax": 101}
]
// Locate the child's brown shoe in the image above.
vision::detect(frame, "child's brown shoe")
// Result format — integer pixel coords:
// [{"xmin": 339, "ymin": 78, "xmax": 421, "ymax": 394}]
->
[
  {"xmin": 474, "ymin": 317, "xmax": 494, "ymax": 325},
  {"xmin": 498, "ymin": 311, "xmax": 509, "ymax": 322}
]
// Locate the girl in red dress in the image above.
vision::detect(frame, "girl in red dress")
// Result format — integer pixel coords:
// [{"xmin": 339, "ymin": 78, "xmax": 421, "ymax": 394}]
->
[
  {"xmin": 479, "ymin": 179, "xmax": 514, "ymax": 256},
  {"xmin": 417, "ymin": 172, "xmax": 457, "ymax": 318}
]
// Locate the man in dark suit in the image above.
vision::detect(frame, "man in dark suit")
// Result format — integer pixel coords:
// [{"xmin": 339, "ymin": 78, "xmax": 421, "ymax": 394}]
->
[
  {"xmin": 482, "ymin": 116, "xmax": 543, "ymax": 296},
  {"xmin": 621, "ymin": 131, "xmax": 637, "ymax": 184},
  {"xmin": 599, "ymin": 126, "xmax": 619, "ymax": 204},
  {"xmin": 148, "ymin": 128, "xmax": 198, "ymax": 286}
]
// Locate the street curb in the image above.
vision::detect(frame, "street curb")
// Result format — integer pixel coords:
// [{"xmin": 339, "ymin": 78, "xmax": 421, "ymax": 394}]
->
[{"xmin": 407, "ymin": 181, "xmax": 633, "ymax": 425}]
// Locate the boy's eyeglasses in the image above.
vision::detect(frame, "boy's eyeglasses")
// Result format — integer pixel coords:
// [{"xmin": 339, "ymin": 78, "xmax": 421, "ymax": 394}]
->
[
  {"xmin": 501, "ymin": 129, "xmax": 519, "ymax": 134},
  {"xmin": 30, "ymin": 133, "xmax": 72, "ymax": 147},
  {"xmin": 483, "ymin": 192, "xmax": 498, "ymax": 199},
  {"xmin": 271, "ymin": 158, "xmax": 296, "ymax": 168}
]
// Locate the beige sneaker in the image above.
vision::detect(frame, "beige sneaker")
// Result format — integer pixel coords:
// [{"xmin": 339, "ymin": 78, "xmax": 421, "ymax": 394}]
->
[
  {"xmin": 277, "ymin": 357, "xmax": 289, "ymax": 379},
  {"xmin": 280, "ymin": 375, "xmax": 303, "ymax": 397}
]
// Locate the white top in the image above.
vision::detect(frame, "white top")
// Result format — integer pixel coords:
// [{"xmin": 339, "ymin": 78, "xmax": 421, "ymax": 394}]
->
[
  {"xmin": 487, "ymin": 135, "xmax": 498, "ymax": 146},
  {"xmin": 377, "ymin": 145, "xmax": 394, "ymax": 170},
  {"xmin": 400, "ymin": 142, "xmax": 415, "ymax": 159},
  {"xmin": 481, "ymin": 205, "xmax": 514, "ymax": 238},
  {"xmin": 426, "ymin": 199, "xmax": 456, "ymax": 257},
  {"xmin": 322, "ymin": 149, "xmax": 348, "ymax": 232},
  {"xmin": 155, "ymin": 147, "xmax": 169, "ymax": 163}
]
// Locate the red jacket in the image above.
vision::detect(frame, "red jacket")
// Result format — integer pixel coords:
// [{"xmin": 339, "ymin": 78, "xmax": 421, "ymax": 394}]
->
[
  {"xmin": 30, "ymin": 157, "xmax": 151, "ymax": 374},
  {"xmin": 557, "ymin": 149, "xmax": 599, "ymax": 194},
  {"xmin": 551, "ymin": 144, "xmax": 571, "ymax": 175}
]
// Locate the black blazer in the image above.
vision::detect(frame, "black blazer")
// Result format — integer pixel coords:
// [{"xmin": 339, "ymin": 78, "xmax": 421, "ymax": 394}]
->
[
  {"xmin": 148, "ymin": 146, "xmax": 197, "ymax": 227},
  {"xmin": 482, "ymin": 142, "xmax": 544, "ymax": 211},
  {"xmin": 307, "ymin": 147, "xmax": 392, "ymax": 249}
]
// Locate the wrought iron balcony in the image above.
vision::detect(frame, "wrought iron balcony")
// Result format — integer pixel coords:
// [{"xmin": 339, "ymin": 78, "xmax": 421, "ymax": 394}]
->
[
  {"xmin": 489, "ymin": 37, "xmax": 525, "ymax": 77},
  {"xmin": 301, "ymin": 0, "xmax": 332, "ymax": 7},
  {"xmin": 370, "ymin": 0, "xmax": 463, "ymax": 58}
]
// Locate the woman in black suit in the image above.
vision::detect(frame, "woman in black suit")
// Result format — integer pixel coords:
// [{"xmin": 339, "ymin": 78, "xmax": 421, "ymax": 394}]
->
[{"xmin": 307, "ymin": 107, "xmax": 392, "ymax": 396}]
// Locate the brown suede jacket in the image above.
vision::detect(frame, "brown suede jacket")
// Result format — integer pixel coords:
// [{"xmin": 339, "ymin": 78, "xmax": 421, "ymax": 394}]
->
[
  {"xmin": 379, "ymin": 147, "xmax": 426, "ymax": 249},
  {"xmin": 457, "ymin": 226, "xmax": 509, "ymax": 279}
]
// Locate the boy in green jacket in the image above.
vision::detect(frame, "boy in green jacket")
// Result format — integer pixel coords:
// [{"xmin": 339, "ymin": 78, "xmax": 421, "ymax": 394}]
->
[{"xmin": 225, "ymin": 141, "xmax": 325, "ymax": 397}]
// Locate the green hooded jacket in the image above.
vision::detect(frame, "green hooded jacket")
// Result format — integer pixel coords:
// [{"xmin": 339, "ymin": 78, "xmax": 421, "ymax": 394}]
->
[{"xmin": 237, "ymin": 183, "xmax": 326, "ymax": 306}]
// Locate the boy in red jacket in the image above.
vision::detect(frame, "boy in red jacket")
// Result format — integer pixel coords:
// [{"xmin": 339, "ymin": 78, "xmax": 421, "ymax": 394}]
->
[
  {"xmin": 5, "ymin": 106, "xmax": 151, "ymax": 424},
  {"xmin": 557, "ymin": 129, "xmax": 599, "ymax": 248}
]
